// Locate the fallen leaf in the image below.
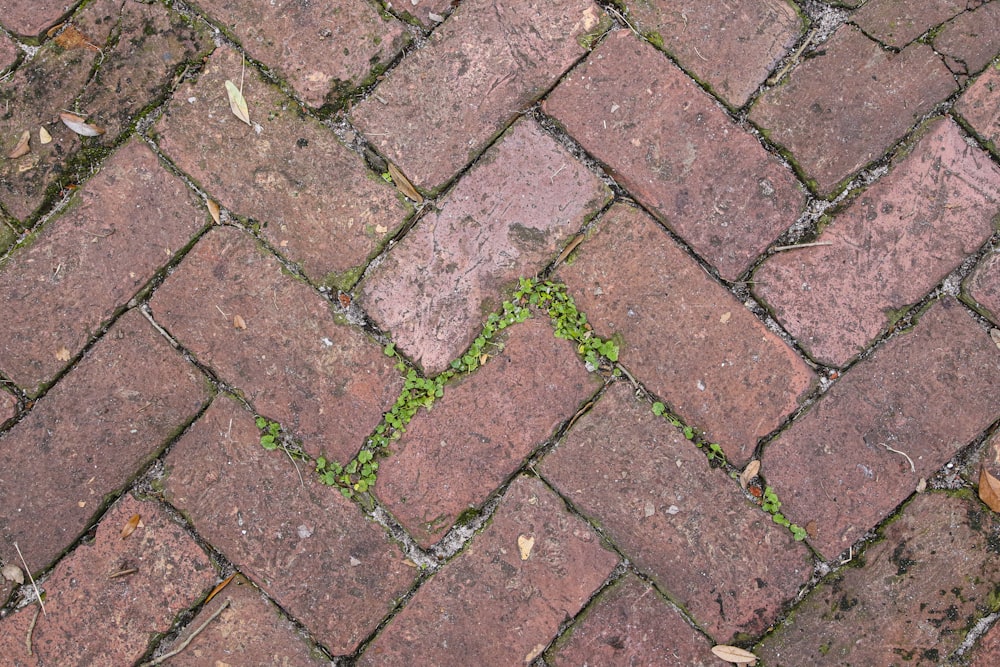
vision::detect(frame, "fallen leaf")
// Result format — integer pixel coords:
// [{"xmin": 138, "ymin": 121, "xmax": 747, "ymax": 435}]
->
[
  {"xmin": 55, "ymin": 346, "xmax": 71, "ymax": 361},
  {"xmin": 225, "ymin": 80, "xmax": 251, "ymax": 126},
  {"xmin": 8, "ymin": 130, "xmax": 30, "ymax": 158},
  {"xmin": 59, "ymin": 112, "xmax": 105, "ymax": 137},
  {"xmin": 1, "ymin": 563, "xmax": 24, "ymax": 585},
  {"xmin": 39, "ymin": 126, "xmax": 52, "ymax": 144},
  {"xmin": 204, "ymin": 573, "xmax": 236, "ymax": 604},
  {"xmin": 915, "ymin": 477, "xmax": 927, "ymax": 493},
  {"xmin": 720, "ymin": 311, "xmax": 732, "ymax": 324},
  {"xmin": 517, "ymin": 534, "xmax": 535, "ymax": 560},
  {"xmin": 980, "ymin": 466, "xmax": 1000, "ymax": 513},
  {"xmin": 991, "ymin": 329, "xmax": 1000, "ymax": 350},
  {"xmin": 387, "ymin": 162, "xmax": 423, "ymax": 203},
  {"xmin": 233, "ymin": 314, "xmax": 247, "ymax": 330},
  {"xmin": 206, "ymin": 199, "xmax": 220, "ymax": 224},
  {"xmin": 120, "ymin": 513, "xmax": 141, "ymax": 540},
  {"xmin": 739, "ymin": 459, "xmax": 761, "ymax": 490},
  {"xmin": 711, "ymin": 645, "xmax": 758, "ymax": 665},
  {"xmin": 54, "ymin": 24, "xmax": 101, "ymax": 51}
]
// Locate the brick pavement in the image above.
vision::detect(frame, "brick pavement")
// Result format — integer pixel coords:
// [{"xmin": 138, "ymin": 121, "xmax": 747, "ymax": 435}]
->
[{"xmin": 1, "ymin": 1, "xmax": 1000, "ymax": 665}]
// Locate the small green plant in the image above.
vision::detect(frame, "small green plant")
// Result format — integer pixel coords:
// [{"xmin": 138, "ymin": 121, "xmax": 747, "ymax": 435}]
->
[
  {"xmin": 761, "ymin": 485, "xmax": 808, "ymax": 541},
  {"xmin": 381, "ymin": 172, "xmax": 393, "ymax": 183},
  {"xmin": 255, "ymin": 416, "xmax": 281, "ymax": 451}
]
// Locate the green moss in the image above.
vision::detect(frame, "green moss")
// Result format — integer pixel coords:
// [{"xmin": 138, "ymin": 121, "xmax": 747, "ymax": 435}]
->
[
  {"xmin": 645, "ymin": 30, "xmax": 664, "ymax": 51},
  {"xmin": 577, "ymin": 13, "xmax": 613, "ymax": 50}
]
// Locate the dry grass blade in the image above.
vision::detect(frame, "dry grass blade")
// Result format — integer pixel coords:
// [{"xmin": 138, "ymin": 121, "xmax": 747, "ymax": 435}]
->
[
  {"xmin": 980, "ymin": 466, "xmax": 1000, "ymax": 513},
  {"xmin": 8, "ymin": 130, "xmax": 30, "ymax": 158},
  {"xmin": 204, "ymin": 573, "xmax": 236, "ymax": 604},
  {"xmin": 225, "ymin": 80, "xmax": 251, "ymax": 126},
  {"xmin": 59, "ymin": 112, "xmax": 105, "ymax": 137},
  {"xmin": 387, "ymin": 162, "xmax": 423, "ymax": 203},
  {"xmin": 13, "ymin": 542, "xmax": 46, "ymax": 616},
  {"xmin": 553, "ymin": 233, "xmax": 586, "ymax": 268},
  {"xmin": 711, "ymin": 644, "xmax": 757, "ymax": 664}
]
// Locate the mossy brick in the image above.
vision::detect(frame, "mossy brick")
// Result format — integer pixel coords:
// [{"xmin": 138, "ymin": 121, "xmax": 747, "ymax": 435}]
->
[
  {"xmin": 755, "ymin": 118, "xmax": 1000, "ymax": 368},
  {"xmin": 548, "ymin": 573, "xmax": 716, "ymax": 666},
  {"xmin": 933, "ymin": 2, "xmax": 1000, "ymax": 78},
  {"xmin": 0, "ymin": 0, "xmax": 78, "ymax": 36},
  {"xmin": 542, "ymin": 382, "xmax": 811, "ymax": 642},
  {"xmin": 148, "ymin": 226, "xmax": 402, "ymax": 462},
  {"xmin": 358, "ymin": 476, "xmax": 618, "ymax": 666},
  {"xmin": 0, "ymin": 309, "xmax": 210, "ymax": 582},
  {"xmin": 852, "ymin": 0, "xmax": 966, "ymax": 48},
  {"xmin": 375, "ymin": 317, "xmax": 601, "ymax": 548},
  {"xmin": 749, "ymin": 24, "xmax": 956, "ymax": 195},
  {"xmin": 0, "ymin": 495, "xmax": 215, "ymax": 666},
  {"xmin": 626, "ymin": 0, "xmax": 804, "ymax": 108},
  {"xmin": 956, "ymin": 61, "xmax": 1000, "ymax": 152},
  {"xmin": 556, "ymin": 203, "xmax": 815, "ymax": 465},
  {"xmin": 154, "ymin": 574, "xmax": 330, "ymax": 667},
  {"xmin": 155, "ymin": 45, "xmax": 407, "ymax": 285},
  {"xmin": 394, "ymin": 0, "xmax": 454, "ymax": 27},
  {"xmin": 186, "ymin": 0, "xmax": 407, "ymax": 108},
  {"xmin": 351, "ymin": 0, "xmax": 604, "ymax": 192},
  {"xmin": 543, "ymin": 31, "xmax": 805, "ymax": 281},
  {"xmin": 0, "ymin": 138, "xmax": 207, "ymax": 396},
  {"xmin": 359, "ymin": 119, "xmax": 610, "ymax": 375},
  {"xmin": 761, "ymin": 297, "xmax": 1000, "ymax": 560},
  {"xmin": 758, "ymin": 492, "xmax": 1000, "ymax": 666},
  {"xmin": 163, "ymin": 396, "xmax": 416, "ymax": 655}
]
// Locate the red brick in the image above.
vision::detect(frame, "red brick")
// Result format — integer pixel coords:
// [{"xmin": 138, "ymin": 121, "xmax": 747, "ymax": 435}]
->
[
  {"xmin": 970, "ymin": 619, "xmax": 1000, "ymax": 667},
  {"xmin": 956, "ymin": 62, "xmax": 1000, "ymax": 152},
  {"xmin": 549, "ymin": 573, "xmax": 716, "ymax": 666},
  {"xmin": 0, "ymin": 0, "xmax": 75, "ymax": 36},
  {"xmin": 627, "ymin": 0, "xmax": 804, "ymax": 107},
  {"xmin": 750, "ymin": 25, "xmax": 956, "ymax": 195},
  {"xmin": 0, "ymin": 309, "xmax": 210, "ymax": 580},
  {"xmin": 853, "ymin": 0, "xmax": 965, "ymax": 47},
  {"xmin": 761, "ymin": 298, "xmax": 1000, "ymax": 560},
  {"xmin": 155, "ymin": 574, "xmax": 329, "ymax": 666},
  {"xmin": 359, "ymin": 475, "xmax": 618, "ymax": 665},
  {"xmin": 542, "ymin": 383, "xmax": 811, "ymax": 641},
  {"xmin": 556, "ymin": 203, "xmax": 815, "ymax": 465},
  {"xmin": 933, "ymin": 2, "xmax": 1000, "ymax": 77},
  {"xmin": 359, "ymin": 119, "xmax": 610, "ymax": 374},
  {"xmin": 544, "ymin": 31, "xmax": 805, "ymax": 280},
  {"xmin": 393, "ymin": 0, "xmax": 454, "ymax": 27},
  {"xmin": 155, "ymin": 45, "xmax": 406, "ymax": 286},
  {"xmin": 163, "ymin": 396, "xmax": 417, "ymax": 655},
  {"xmin": 755, "ymin": 118, "xmax": 1000, "ymax": 367},
  {"xmin": 758, "ymin": 491, "xmax": 1000, "ymax": 666},
  {"xmin": 0, "ymin": 31, "xmax": 17, "ymax": 71},
  {"xmin": 149, "ymin": 226, "xmax": 402, "ymax": 462},
  {"xmin": 0, "ymin": 495, "xmax": 215, "ymax": 667},
  {"xmin": 969, "ymin": 252, "xmax": 1000, "ymax": 322},
  {"xmin": 376, "ymin": 317, "xmax": 601, "ymax": 547},
  {"xmin": 351, "ymin": 0, "xmax": 605, "ymax": 192},
  {"xmin": 0, "ymin": 389, "xmax": 15, "ymax": 424},
  {"xmin": 187, "ymin": 0, "xmax": 407, "ymax": 108},
  {"xmin": 0, "ymin": 138, "xmax": 208, "ymax": 395}
]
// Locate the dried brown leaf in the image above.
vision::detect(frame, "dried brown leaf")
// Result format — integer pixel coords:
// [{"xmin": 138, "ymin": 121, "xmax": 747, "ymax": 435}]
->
[
  {"xmin": 517, "ymin": 534, "xmax": 534, "ymax": 561},
  {"xmin": 59, "ymin": 112, "xmax": 105, "ymax": 137},
  {"xmin": 980, "ymin": 466, "xmax": 1000, "ymax": 513},
  {"xmin": 38, "ymin": 127, "xmax": 52, "ymax": 144},
  {"xmin": 55, "ymin": 346, "xmax": 71, "ymax": 362},
  {"xmin": 233, "ymin": 314, "xmax": 247, "ymax": 330},
  {"xmin": 54, "ymin": 24, "xmax": 101, "ymax": 51},
  {"xmin": 739, "ymin": 459, "xmax": 761, "ymax": 490},
  {"xmin": 711, "ymin": 645, "xmax": 757, "ymax": 665},
  {"xmin": 120, "ymin": 513, "xmax": 141, "ymax": 540},
  {"xmin": 206, "ymin": 199, "xmax": 221, "ymax": 224},
  {"xmin": 8, "ymin": 130, "xmax": 30, "ymax": 159},
  {"xmin": 991, "ymin": 328, "xmax": 1000, "ymax": 350},
  {"xmin": 225, "ymin": 80, "xmax": 251, "ymax": 126},
  {"xmin": 204, "ymin": 573, "xmax": 236, "ymax": 604},
  {"xmin": 387, "ymin": 162, "xmax": 423, "ymax": 203},
  {"xmin": 1, "ymin": 563, "xmax": 24, "ymax": 585}
]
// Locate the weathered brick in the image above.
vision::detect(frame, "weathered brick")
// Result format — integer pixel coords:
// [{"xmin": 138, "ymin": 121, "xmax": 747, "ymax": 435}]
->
[
  {"xmin": 956, "ymin": 62, "xmax": 1000, "ymax": 152},
  {"xmin": 750, "ymin": 25, "xmax": 956, "ymax": 195},
  {"xmin": 359, "ymin": 119, "xmax": 610, "ymax": 374},
  {"xmin": 0, "ymin": 138, "xmax": 208, "ymax": 395},
  {"xmin": 933, "ymin": 2, "xmax": 1000, "ymax": 77},
  {"xmin": 544, "ymin": 31, "xmax": 805, "ymax": 280},
  {"xmin": 155, "ymin": 45, "xmax": 407, "ymax": 285},
  {"xmin": 351, "ymin": 0, "xmax": 605, "ymax": 192},
  {"xmin": 376, "ymin": 317, "xmax": 601, "ymax": 547},
  {"xmin": 548, "ymin": 573, "xmax": 716, "ymax": 666},
  {"xmin": 755, "ymin": 118, "xmax": 1000, "ymax": 367},
  {"xmin": 0, "ymin": 495, "xmax": 215, "ymax": 667},
  {"xmin": 0, "ymin": 308, "xmax": 210, "ymax": 579},
  {"xmin": 358, "ymin": 475, "xmax": 618, "ymax": 665},
  {"xmin": 0, "ymin": 30, "xmax": 17, "ymax": 71},
  {"xmin": 542, "ymin": 382, "xmax": 812, "ymax": 641},
  {"xmin": 0, "ymin": 388, "xmax": 15, "ymax": 424},
  {"xmin": 758, "ymin": 491, "xmax": 1000, "ymax": 666},
  {"xmin": 970, "ymin": 619, "xmax": 1000, "ymax": 667},
  {"xmin": 626, "ymin": 0, "xmax": 804, "ymax": 107},
  {"xmin": 149, "ymin": 226, "xmax": 402, "ymax": 462},
  {"xmin": 163, "ymin": 396, "xmax": 417, "ymax": 655},
  {"xmin": 852, "ymin": 0, "xmax": 966, "ymax": 47},
  {"xmin": 761, "ymin": 298, "xmax": 1000, "ymax": 560},
  {"xmin": 968, "ymin": 252, "xmax": 1000, "ymax": 322},
  {"xmin": 186, "ymin": 0, "xmax": 407, "ymax": 108},
  {"xmin": 393, "ymin": 0, "xmax": 454, "ymax": 27},
  {"xmin": 0, "ymin": 0, "xmax": 75, "ymax": 36},
  {"xmin": 556, "ymin": 203, "xmax": 815, "ymax": 464}
]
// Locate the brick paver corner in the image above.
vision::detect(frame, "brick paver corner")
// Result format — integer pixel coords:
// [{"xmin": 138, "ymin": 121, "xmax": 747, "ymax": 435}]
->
[
  {"xmin": 852, "ymin": 0, "xmax": 966, "ymax": 48},
  {"xmin": 956, "ymin": 61, "xmax": 1000, "ymax": 154},
  {"xmin": 542, "ymin": 382, "xmax": 812, "ymax": 642},
  {"xmin": 0, "ymin": 137, "xmax": 208, "ymax": 396},
  {"xmin": 163, "ymin": 395, "xmax": 417, "ymax": 655},
  {"xmin": 154, "ymin": 45, "xmax": 407, "ymax": 286},
  {"xmin": 556, "ymin": 202, "xmax": 815, "ymax": 465},
  {"xmin": 544, "ymin": 30, "xmax": 805, "ymax": 281},
  {"xmin": 754, "ymin": 117, "xmax": 1000, "ymax": 367},
  {"xmin": 358, "ymin": 475, "xmax": 618, "ymax": 665},
  {"xmin": 0, "ymin": 494, "xmax": 215, "ymax": 666},
  {"xmin": 149, "ymin": 225, "xmax": 402, "ymax": 463},
  {"xmin": 350, "ymin": 0, "xmax": 606, "ymax": 193},
  {"xmin": 969, "ymin": 619, "xmax": 1000, "ymax": 667},
  {"xmin": 359, "ymin": 118, "xmax": 610, "ymax": 375},
  {"xmin": 762, "ymin": 297, "xmax": 1000, "ymax": 560},
  {"xmin": 932, "ymin": 2, "xmax": 1000, "ymax": 79},
  {"xmin": 0, "ymin": 0, "xmax": 78, "ymax": 36},
  {"xmin": 0, "ymin": 31, "xmax": 18, "ymax": 71}
]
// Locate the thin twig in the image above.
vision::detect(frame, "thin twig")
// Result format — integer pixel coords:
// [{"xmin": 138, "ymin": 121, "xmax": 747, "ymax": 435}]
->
[
  {"xmin": 140, "ymin": 599, "xmax": 231, "ymax": 666},
  {"xmin": 766, "ymin": 31, "xmax": 815, "ymax": 86},
  {"xmin": 284, "ymin": 446, "xmax": 305, "ymax": 488},
  {"xmin": 13, "ymin": 543, "xmax": 45, "ymax": 616},
  {"xmin": 107, "ymin": 568, "xmax": 138, "ymax": 580},
  {"xmin": 772, "ymin": 241, "xmax": 833, "ymax": 252},
  {"xmin": 883, "ymin": 443, "xmax": 916, "ymax": 472},
  {"xmin": 25, "ymin": 605, "xmax": 40, "ymax": 655}
]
